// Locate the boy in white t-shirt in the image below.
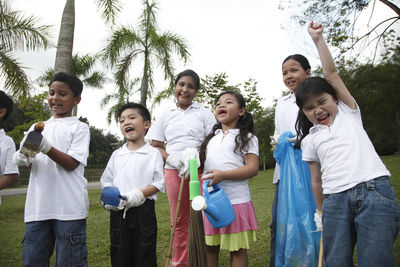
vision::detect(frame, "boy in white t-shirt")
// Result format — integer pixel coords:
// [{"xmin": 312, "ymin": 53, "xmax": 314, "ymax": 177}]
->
[
  {"xmin": 13, "ymin": 72, "xmax": 90, "ymax": 267},
  {"xmin": 100, "ymin": 102, "xmax": 164, "ymax": 266},
  {"xmin": 0, "ymin": 90, "xmax": 19, "ymax": 206}
]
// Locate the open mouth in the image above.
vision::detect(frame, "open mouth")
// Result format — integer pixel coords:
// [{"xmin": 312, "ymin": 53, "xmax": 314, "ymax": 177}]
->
[
  {"xmin": 125, "ymin": 127, "xmax": 135, "ymax": 134},
  {"xmin": 317, "ymin": 114, "xmax": 330, "ymax": 125},
  {"xmin": 218, "ymin": 109, "xmax": 227, "ymax": 116}
]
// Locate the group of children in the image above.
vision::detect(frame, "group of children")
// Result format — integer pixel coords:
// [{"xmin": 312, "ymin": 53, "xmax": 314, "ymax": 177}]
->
[{"xmin": 0, "ymin": 21, "xmax": 399, "ymax": 267}]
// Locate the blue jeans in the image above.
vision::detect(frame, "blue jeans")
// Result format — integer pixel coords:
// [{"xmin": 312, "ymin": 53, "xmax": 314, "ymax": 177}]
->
[
  {"xmin": 322, "ymin": 176, "xmax": 400, "ymax": 267},
  {"xmin": 22, "ymin": 219, "xmax": 88, "ymax": 267}
]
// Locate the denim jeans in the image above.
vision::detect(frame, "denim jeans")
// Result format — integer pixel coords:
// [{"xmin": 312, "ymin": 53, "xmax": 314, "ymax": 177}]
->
[
  {"xmin": 269, "ymin": 182, "xmax": 279, "ymax": 267},
  {"xmin": 110, "ymin": 199, "xmax": 157, "ymax": 267},
  {"xmin": 22, "ymin": 219, "xmax": 88, "ymax": 267},
  {"xmin": 322, "ymin": 176, "xmax": 400, "ymax": 267}
]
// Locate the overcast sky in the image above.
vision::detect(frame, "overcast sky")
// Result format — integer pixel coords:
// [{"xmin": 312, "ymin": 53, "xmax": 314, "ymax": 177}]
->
[{"xmin": 10, "ymin": 0, "xmax": 391, "ymax": 137}]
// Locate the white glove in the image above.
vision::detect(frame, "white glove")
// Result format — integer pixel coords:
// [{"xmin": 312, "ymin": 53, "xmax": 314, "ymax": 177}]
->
[
  {"xmin": 125, "ymin": 189, "xmax": 145, "ymax": 208},
  {"xmin": 166, "ymin": 154, "xmax": 184, "ymax": 171},
  {"xmin": 12, "ymin": 151, "xmax": 33, "ymax": 166},
  {"xmin": 270, "ymin": 135, "xmax": 279, "ymax": 151},
  {"xmin": 38, "ymin": 136, "xmax": 52, "ymax": 154},
  {"xmin": 179, "ymin": 147, "xmax": 200, "ymax": 178},
  {"xmin": 314, "ymin": 210, "xmax": 322, "ymax": 232},
  {"xmin": 101, "ymin": 199, "xmax": 126, "ymax": 211}
]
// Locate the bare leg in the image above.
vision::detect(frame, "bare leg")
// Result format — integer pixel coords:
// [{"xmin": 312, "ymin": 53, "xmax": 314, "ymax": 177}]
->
[
  {"xmin": 206, "ymin": 245, "xmax": 220, "ymax": 267},
  {"xmin": 230, "ymin": 249, "xmax": 248, "ymax": 267}
]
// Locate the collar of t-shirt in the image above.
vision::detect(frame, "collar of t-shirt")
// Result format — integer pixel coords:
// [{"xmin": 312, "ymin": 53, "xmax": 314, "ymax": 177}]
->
[
  {"xmin": 118, "ymin": 142, "xmax": 150, "ymax": 156},
  {"xmin": 48, "ymin": 116, "xmax": 79, "ymax": 123},
  {"xmin": 169, "ymin": 102, "xmax": 201, "ymax": 111},
  {"xmin": 214, "ymin": 128, "xmax": 239, "ymax": 135},
  {"xmin": 282, "ymin": 93, "xmax": 296, "ymax": 103}
]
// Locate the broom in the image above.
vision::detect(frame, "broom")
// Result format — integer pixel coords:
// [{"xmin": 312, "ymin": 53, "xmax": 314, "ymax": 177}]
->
[
  {"xmin": 188, "ymin": 158, "xmax": 207, "ymax": 267},
  {"xmin": 165, "ymin": 176, "xmax": 186, "ymax": 267},
  {"xmin": 318, "ymin": 232, "xmax": 323, "ymax": 267}
]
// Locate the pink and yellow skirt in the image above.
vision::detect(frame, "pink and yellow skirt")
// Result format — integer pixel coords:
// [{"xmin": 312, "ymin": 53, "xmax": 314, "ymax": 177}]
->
[{"xmin": 203, "ymin": 201, "xmax": 258, "ymax": 251}]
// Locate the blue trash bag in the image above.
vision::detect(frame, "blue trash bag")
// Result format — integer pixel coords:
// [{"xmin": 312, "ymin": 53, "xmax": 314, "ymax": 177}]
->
[{"xmin": 273, "ymin": 131, "xmax": 321, "ymax": 267}]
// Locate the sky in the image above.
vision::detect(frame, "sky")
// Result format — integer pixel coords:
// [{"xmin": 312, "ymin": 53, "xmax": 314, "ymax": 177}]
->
[{"xmin": 9, "ymin": 0, "xmax": 393, "ymax": 137}]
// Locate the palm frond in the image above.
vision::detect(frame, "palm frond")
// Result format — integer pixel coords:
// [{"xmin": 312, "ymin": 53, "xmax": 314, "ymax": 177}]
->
[
  {"xmin": 0, "ymin": 49, "xmax": 30, "ymax": 98},
  {"xmin": 95, "ymin": 0, "xmax": 123, "ymax": 25},
  {"xmin": 0, "ymin": 1, "xmax": 52, "ymax": 51},
  {"xmin": 101, "ymin": 26, "xmax": 143, "ymax": 67}
]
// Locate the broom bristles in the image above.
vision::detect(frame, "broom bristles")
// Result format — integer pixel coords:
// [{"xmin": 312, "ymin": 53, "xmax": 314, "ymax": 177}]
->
[{"xmin": 189, "ymin": 207, "xmax": 208, "ymax": 267}]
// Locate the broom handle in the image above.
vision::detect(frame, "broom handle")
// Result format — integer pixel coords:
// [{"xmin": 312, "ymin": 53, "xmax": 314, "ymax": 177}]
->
[
  {"xmin": 165, "ymin": 176, "xmax": 186, "ymax": 267},
  {"xmin": 318, "ymin": 231, "xmax": 323, "ymax": 267}
]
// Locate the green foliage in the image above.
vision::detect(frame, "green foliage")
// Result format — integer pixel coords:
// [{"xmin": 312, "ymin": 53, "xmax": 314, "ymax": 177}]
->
[
  {"xmin": 282, "ymin": 0, "xmax": 400, "ymax": 61},
  {"xmin": 338, "ymin": 58, "xmax": 400, "ymax": 154},
  {"xmin": 101, "ymin": 0, "xmax": 190, "ymax": 107},
  {"xmin": 2, "ymin": 92, "xmax": 50, "ymax": 144},
  {"xmin": 78, "ymin": 117, "xmax": 123, "ymax": 168},
  {"xmin": 0, "ymin": 0, "xmax": 52, "ymax": 98},
  {"xmin": 38, "ymin": 53, "xmax": 106, "ymax": 89},
  {"xmin": 87, "ymin": 126, "xmax": 122, "ymax": 168}
]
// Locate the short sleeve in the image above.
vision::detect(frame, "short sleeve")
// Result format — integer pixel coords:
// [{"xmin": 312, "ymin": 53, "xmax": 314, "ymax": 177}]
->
[
  {"xmin": 150, "ymin": 108, "xmax": 166, "ymax": 142},
  {"xmin": 243, "ymin": 134, "xmax": 259, "ymax": 157},
  {"xmin": 203, "ymin": 108, "xmax": 217, "ymax": 135},
  {"xmin": 301, "ymin": 135, "xmax": 319, "ymax": 162},
  {"xmin": 3, "ymin": 137, "xmax": 19, "ymax": 175},
  {"xmin": 100, "ymin": 150, "xmax": 117, "ymax": 188},
  {"xmin": 151, "ymin": 150, "xmax": 165, "ymax": 193},
  {"xmin": 67, "ymin": 123, "xmax": 90, "ymax": 165}
]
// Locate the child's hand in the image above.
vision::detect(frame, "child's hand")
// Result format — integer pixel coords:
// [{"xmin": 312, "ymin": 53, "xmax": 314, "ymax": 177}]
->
[
  {"xmin": 12, "ymin": 151, "xmax": 33, "ymax": 166},
  {"xmin": 202, "ymin": 169, "xmax": 224, "ymax": 186},
  {"xmin": 125, "ymin": 189, "xmax": 145, "ymax": 208},
  {"xmin": 307, "ymin": 21, "xmax": 323, "ymax": 41}
]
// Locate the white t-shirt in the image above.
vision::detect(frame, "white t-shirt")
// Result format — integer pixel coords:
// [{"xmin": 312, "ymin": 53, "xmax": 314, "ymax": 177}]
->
[
  {"xmin": 301, "ymin": 101, "xmax": 390, "ymax": 194},
  {"xmin": 150, "ymin": 102, "xmax": 216, "ymax": 169},
  {"xmin": 203, "ymin": 129, "xmax": 259, "ymax": 204},
  {"xmin": 0, "ymin": 129, "xmax": 19, "ymax": 206},
  {"xmin": 24, "ymin": 116, "xmax": 90, "ymax": 222},
  {"xmin": 100, "ymin": 143, "xmax": 165, "ymax": 200},
  {"xmin": 273, "ymin": 93, "xmax": 299, "ymax": 183}
]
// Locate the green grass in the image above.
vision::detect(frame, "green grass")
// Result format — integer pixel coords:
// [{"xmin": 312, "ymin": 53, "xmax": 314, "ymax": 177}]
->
[{"xmin": 1, "ymin": 155, "xmax": 399, "ymax": 266}]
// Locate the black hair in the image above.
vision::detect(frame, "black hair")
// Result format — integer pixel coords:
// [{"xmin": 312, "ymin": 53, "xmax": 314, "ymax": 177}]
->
[
  {"xmin": 283, "ymin": 54, "xmax": 311, "ymax": 71},
  {"xmin": 118, "ymin": 102, "xmax": 151, "ymax": 136},
  {"xmin": 49, "ymin": 72, "xmax": 83, "ymax": 96},
  {"xmin": 294, "ymin": 77, "xmax": 338, "ymax": 148},
  {"xmin": 0, "ymin": 90, "xmax": 14, "ymax": 121},
  {"xmin": 199, "ymin": 90, "xmax": 254, "ymax": 167},
  {"xmin": 175, "ymin": 69, "xmax": 200, "ymax": 91}
]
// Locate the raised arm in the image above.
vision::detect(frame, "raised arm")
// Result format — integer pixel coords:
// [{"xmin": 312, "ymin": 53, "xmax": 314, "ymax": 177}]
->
[{"xmin": 308, "ymin": 21, "xmax": 356, "ymax": 110}]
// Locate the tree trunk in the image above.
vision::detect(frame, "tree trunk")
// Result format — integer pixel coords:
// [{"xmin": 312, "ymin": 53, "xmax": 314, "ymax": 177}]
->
[
  {"xmin": 54, "ymin": 0, "xmax": 76, "ymax": 114},
  {"xmin": 54, "ymin": 0, "xmax": 75, "ymax": 73},
  {"xmin": 140, "ymin": 71, "xmax": 149, "ymax": 107}
]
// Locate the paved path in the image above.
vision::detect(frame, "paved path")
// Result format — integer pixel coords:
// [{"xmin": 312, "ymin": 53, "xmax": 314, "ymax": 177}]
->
[{"xmin": 2, "ymin": 182, "xmax": 101, "ymax": 196}]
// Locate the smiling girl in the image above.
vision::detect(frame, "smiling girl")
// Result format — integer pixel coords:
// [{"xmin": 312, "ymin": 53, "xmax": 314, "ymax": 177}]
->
[
  {"xmin": 295, "ymin": 22, "xmax": 400, "ymax": 266},
  {"xmin": 151, "ymin": 69, "xmax": 216, "ymax": 267}
]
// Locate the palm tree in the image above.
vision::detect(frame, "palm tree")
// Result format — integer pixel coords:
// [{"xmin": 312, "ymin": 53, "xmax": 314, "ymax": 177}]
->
[
  {"xmin": 54, "ymin": 0, "xmax": 123, "ymax": 74},
  {"xmin": 39, "ymin": 53, "xmax": 107, "ymax": 89},
  {"xmin": 101, "ymin": 0, "xmax": 190, "ymax": 107},
  {"xmin": 0, "ymin": 0, "xmax": 51, "ymax": 98},
  {"xmin": 100, "ymin": 77, "xmax": 141, "ymax": 124}
]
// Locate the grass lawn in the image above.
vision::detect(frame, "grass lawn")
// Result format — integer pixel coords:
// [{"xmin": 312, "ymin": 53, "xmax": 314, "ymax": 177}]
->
[{"xmin": 1, "ymin": 155, "xmax": 399, "ymax": 266}]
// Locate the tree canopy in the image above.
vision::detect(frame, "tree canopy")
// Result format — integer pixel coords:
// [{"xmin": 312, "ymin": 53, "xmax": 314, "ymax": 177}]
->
[
  {"xmin": 0, "ymin": 0, "xmax": 51, "ymax": 98},
  {"xmin": 281, "ymin": 0, "xmax": 400, "ymax": 62},
  {"xmin": 101, "ymin": 0, "xmax": 190, "ymax": 107}
]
